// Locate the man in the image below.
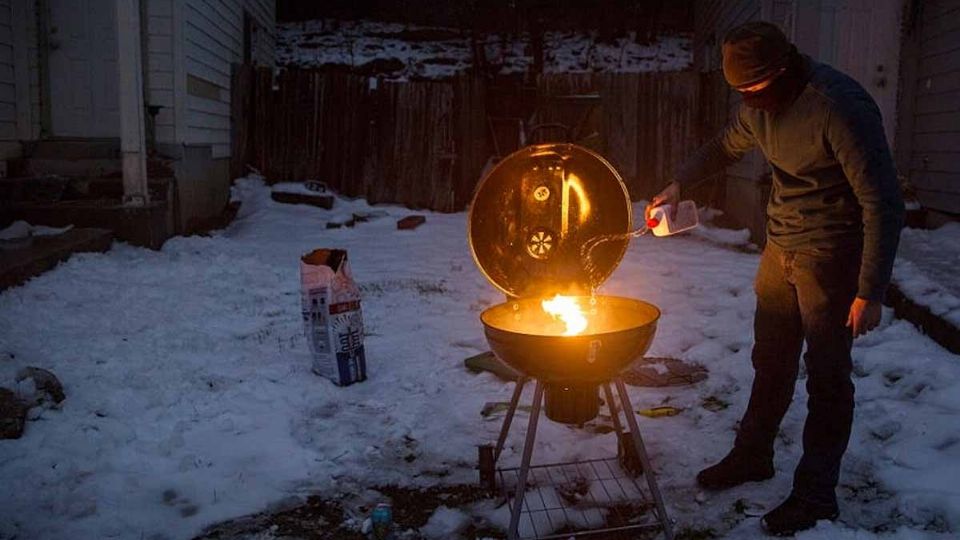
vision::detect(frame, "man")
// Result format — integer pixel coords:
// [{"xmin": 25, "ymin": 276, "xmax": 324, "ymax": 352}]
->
[{"xmin": 647, "ymin": 22, "xmax": 905, "ymax": 536}]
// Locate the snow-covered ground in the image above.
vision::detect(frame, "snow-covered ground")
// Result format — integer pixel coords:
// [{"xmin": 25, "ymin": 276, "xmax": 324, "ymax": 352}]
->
[
  {"xmin": 0, "ymin": 177, "xmax": 957, "ymax": 540},
  {"xmin": 893, "ymin": 223, "xmax": 960, "ymax": 327},
  {"xmin": 278, "ymin": 19, "xmax": 692, "ymax": 79}
]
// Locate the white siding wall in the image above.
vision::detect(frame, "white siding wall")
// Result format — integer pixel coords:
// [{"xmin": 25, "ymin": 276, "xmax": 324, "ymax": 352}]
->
[
  {"xmin": 24, "ymin": 0, "xmax": 39, "ymax": 140},
  {"xmin": 148, "ymin": 0, "xmax": 274, "ymax": 158},
  {"xmin": 147, "ymin": 0, "xmax": 177, "ymax": 144},
  {"xmin": 175, "ymin": 0, "xmax": 274, "ymax": 158},
  {"xmin": 0, "ymin": 0, "xmax": 38, "ymax": 158},
  {"xmin": 0, "ymin": 0, "xmax": 17, "ymax": 145},
  {"xmin": 183, "ymin": 0, "xmax": 239, "ymax": 158},
  {"xmin": 906, "ymin": 0, "xmax": 960, "ymax": 213}
]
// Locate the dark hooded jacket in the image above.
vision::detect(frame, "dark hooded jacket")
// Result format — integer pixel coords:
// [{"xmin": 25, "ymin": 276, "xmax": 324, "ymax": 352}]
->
[{"xmin": 676, "ymin": 56, "xmax": 905, "ymax": 301}]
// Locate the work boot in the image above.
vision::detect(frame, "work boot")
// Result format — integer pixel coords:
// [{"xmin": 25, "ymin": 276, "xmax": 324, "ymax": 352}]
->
[
  {"xmin": 761, "ymin": 495, "xmax": 839, "ymax": 536},
  {"xmin": 696, "ymin": 450, "xmax": 774, "ymax": 490}
]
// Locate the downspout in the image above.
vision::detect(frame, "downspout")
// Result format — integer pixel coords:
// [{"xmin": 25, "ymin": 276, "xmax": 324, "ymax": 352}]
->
[{"xmin": 116, "ymin": 0, "xmax": 150, "ymax": 206}]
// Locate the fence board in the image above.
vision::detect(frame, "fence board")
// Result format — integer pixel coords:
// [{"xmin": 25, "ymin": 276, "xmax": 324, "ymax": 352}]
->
[{"xmin": 232, "ymin": 65, "xmax": 700, "ymax": 212}]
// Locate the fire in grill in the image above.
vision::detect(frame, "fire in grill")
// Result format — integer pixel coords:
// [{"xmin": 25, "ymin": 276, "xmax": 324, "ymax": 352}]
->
[{"xmin": 481, "ymin": 295, "xmax": 659, "ymax": 382}]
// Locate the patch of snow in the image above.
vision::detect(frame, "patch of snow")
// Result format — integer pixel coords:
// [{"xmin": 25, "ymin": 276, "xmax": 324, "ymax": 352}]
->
[
  {"xmin": 270, "ymin": 181, "xmax": 328, "ymax": 196},
  {"xmin": 0, "ymin": 220, "xmax": 73, "ymax": 240},
  {"xmin": 0, "ymin": 177, "xmax": 957, "ymax": 539},
  {"xmin": 420, "ymin": 505, "xmax": 469, "ymax": 539},
  {"xmin": 277, "ymin": 19, "xmax": 692, "ymax": 80},
  {"xmin": 893, "ymin": 223, "xmax": 960, "ymax": 326}
]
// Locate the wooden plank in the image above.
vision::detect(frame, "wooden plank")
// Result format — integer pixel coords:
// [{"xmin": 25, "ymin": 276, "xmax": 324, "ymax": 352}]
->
[
  {"xmin": 0, "ymin": 228, "xmax": 113, "ymax": 291},
  {"xmin": 184, "ymin": 1, "xmax": 241, "ymax": 49},
  {"xmin": 910, "ymin": 151, "xmax": 960, "ymax": 173},
  {"xmin": 185, "ymin": 125, "xmax": 230, "ymax": 142},
  {"xmin": 148, "ymin": 0, "xmax": 173, "ymax": 17},
  {"xmin": 921, "ymin": 22, "xmax": 960, "ymax": 58},
  {"xmin": 919, "ymin": 40, "xmax": 960, "ymax": 78},
  {"xmin": 185, "ymin": 19, "xmax": 238, "ymax": 66},
  {"xmin": 11, "ymin": 0, "xmax": 31, "ymax": 140},
  {"xmin": 915, "ymin": 68, "xmax": 960, "ymax": 95},
  {"xmin": 185, "ymin": 57, "xmax": 230, "ymax": 90},
  {"xmin": 149, "ymin": 88, "xmax": 175, "ymax": 107},
  {"xmin": 148, "ymin": 14, "xmax": 173, "ymax": 35},
  {"xmin": 914, "ymin": 187, "xmax": 960, "ymax": 213},
  {"xmin": 920, "ymin": 4, "xmax": 960, "ymax": 39},
  {"xmin": 147, "ymin": 34, "xmax": 173, "ymax": 54},
  {"xmin": 914, "ymin": 90, "xmax": 960, "ymax": 114},
  {"xmin": 913, "ymin": 132, "xmax": 960, "ymax": 152},
  {"xmin": 909, "ymin": 170, "xmax": 960, "ymax": 192},
  {"xmin": 172, "ymin": 0, "xmax": 187, "ymax": 144},
  {"xmin": 912, "ymin": 110, "xmax": 960, "ymax": 133},
  {"xmin": 240, "ymin": 68, "xmax": 700, "ymax": 212},
  {"xmin": 149, "ymin": 70, "xmax": 174, "ymax": 91},
  {"xmin": 185, "ymin": 108, "xmax": 230, "ymax": 130}
]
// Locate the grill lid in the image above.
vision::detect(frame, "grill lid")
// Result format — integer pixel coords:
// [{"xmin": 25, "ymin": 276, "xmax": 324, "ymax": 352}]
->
[{"xmin": 468, "ymin": 144, "xmax": 632, "ymax": 298}]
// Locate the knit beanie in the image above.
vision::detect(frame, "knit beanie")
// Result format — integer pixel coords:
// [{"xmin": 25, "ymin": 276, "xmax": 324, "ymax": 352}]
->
[{"xmin": 722, "ymin": 22, "xmax": 793, "ymax": 88}]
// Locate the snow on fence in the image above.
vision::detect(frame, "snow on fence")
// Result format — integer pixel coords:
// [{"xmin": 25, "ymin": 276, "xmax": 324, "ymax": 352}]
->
[{"xmin": 231, "ymin": 65, "xmax": 704, "ymax": 211}]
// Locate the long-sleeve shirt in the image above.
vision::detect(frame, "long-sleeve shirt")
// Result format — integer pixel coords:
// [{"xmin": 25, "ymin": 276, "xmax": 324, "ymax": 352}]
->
[{"xmin": 676, "ymin": 56, "xmax": 905, "ymax": 301}]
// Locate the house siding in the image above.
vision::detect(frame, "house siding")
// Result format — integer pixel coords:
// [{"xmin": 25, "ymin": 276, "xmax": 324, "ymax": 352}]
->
[
  {"xmin": 132, "ymin": 0, "xmax": 278, "ymax": 156},
  {"xmin": 0, "ymin": 0, "xmax": 16, "ymax": 152},
  {"xmin": 147, "ymin": 0, "xmax": 177, "ymax": 144},
  {"xmin": 179, "ymin": 0, "xmax": 274, "ymax": 158},
  {"xmin": 0, "ymin": 0, "xmax": 39, "ymax": 158},
  {"xmin": 903, "ymin": 0, "xmax": 960, "ymax": 214}
]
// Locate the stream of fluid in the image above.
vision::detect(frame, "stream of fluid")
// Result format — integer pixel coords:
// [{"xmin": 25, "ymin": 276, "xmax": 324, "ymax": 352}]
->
[{"xmin": 580, "ymin": 225, "xmax": 649, "ymax": 292}]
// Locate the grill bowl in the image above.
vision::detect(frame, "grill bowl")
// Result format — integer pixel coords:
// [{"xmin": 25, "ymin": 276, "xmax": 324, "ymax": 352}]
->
[{"xmin": 480, "ymin": 295, "xmax": 659, "ymax": 383}]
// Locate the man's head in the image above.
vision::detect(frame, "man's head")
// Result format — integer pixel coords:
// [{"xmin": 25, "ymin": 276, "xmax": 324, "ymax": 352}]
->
[{"xmin": 722, "ymin": 22, "xmax": 804, "ymax": 112}]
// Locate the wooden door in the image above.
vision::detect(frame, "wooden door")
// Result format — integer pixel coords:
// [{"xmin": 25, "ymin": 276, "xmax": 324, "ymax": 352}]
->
[
  {"xmin": 47, "ymin": 0, "xmax": 120, "ymax": 137},
  {"xmin": 809, "ymin": 0, "xmax": 903, "ymax": 146}
]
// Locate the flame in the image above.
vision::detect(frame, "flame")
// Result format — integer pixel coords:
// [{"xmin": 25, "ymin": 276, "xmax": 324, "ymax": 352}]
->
[{"xmin": 541, "ymin": 294, "xmax": 588, "ymax": 336}]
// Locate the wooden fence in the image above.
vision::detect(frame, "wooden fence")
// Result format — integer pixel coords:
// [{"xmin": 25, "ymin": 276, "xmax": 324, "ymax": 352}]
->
[{"xmin": 232, "ymin": 66, "xmax": 706, "ymax": 211}]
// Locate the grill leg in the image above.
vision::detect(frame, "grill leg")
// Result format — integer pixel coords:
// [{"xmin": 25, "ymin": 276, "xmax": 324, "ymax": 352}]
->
[
  {"xmin": 495, "ymin": 376, "xmax": 528, "ymax": 463},
  {"xmin": 508, "ymin": 379, "xmax": 544, "ymax": 540},
  {"xmin": 602, "ymin": 383, "xmax": 624, "ymax": 435},
  {"xmin": 614, "ymin": 378, "xmax": 674, "ymax": 540}
]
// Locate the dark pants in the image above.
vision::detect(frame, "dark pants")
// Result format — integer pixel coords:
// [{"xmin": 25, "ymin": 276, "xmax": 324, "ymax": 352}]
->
[{"xmin": 735, "ymin": 241, "xmax": 860, "ymax": 506}]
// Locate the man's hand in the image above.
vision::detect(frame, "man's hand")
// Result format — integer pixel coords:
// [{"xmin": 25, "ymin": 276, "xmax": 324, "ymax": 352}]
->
[
  {"xmin": 646, "ymin": 181, "xmax": 681, "ymax": 220},
  {"xmin": 846, "ymin": 297, "xmax": 882, "ymax": 337}
]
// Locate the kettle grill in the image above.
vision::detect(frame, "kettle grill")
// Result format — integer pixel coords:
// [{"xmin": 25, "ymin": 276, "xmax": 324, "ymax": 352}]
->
[{"xmin": 469, "ymin": 144, "xmax": 674, "ymax": 539}]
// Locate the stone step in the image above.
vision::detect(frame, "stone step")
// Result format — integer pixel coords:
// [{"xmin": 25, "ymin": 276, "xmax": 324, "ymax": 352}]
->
[
  {"xmin": 9, "ymin": 158, "xmax": 122, "ymax": 178},
  {"xmin": 0, "ymin": 228, "xmax": 114, "ymax": 290},
  {"xmin": 0, "ymin": 176, "xmax": 173, "ymax": 203},
  {"xmin": 26, "ymin": 138, "xmax": 121, "ymax": 159}
]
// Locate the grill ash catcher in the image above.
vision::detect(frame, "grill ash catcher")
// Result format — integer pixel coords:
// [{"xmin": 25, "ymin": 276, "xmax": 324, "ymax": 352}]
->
[{"xmin": 469, "ymin": 144, "xmax": 676, "ymax": 539}]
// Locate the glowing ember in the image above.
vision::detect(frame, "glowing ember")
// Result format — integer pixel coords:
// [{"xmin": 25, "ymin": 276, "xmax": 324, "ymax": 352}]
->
[{"xmin": 541, "ymin": 294, "xmax": 588, "ymax": 336}]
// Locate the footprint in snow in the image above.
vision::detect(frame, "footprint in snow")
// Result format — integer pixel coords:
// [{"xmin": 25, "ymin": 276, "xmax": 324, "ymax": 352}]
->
[{"xmin": 162, "ymin": 488, "xmax": 200, "ymax": 518}]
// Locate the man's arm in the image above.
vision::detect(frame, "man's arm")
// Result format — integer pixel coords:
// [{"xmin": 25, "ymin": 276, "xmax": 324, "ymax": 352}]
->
[
  {"xmin": 648, "ymin": 105, "xmax": 756, "ymax": 217},
  {"xmin": 675, "ymin": 104, "xmax": 757, "ymax": 189},
  {"xmin": 826, "ymin": 97, "xmax": 905, "ymax": 304}
]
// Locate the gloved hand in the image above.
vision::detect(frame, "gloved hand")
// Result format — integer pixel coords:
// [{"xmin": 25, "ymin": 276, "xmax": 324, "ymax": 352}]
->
[{"xmin": 645, "ymin": 181, "xmax": 680, "ymax": 221}]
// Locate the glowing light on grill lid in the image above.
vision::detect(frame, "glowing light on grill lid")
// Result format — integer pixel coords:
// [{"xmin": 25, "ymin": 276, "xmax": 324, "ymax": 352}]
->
[{"xmin": 541, "ymin": 294, "xmax": 588, "ymax": 336}]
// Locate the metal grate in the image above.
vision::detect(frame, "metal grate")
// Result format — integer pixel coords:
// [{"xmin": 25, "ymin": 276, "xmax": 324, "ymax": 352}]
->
[{"xmin": 496, "ymin": 457, "xmax": 664, "ymax": 539}]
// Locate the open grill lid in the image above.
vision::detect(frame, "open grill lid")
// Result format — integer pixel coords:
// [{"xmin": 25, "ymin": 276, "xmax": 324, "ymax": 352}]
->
[{"xmin": 468, "ymin": 144, "xmax": 632, "ymax": 298}]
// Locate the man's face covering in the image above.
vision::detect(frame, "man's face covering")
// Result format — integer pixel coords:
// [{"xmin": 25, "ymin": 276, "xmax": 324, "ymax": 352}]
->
[{"xmin": 738, "ymin": 55, "xmax": 807, "ymax": 112}]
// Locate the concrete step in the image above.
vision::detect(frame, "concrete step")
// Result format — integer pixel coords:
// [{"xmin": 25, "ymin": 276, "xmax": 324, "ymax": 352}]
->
[
  {"xmin": 9, "ymin": 158, "xmax": 122, "ymax": 178},
  {"xmin": 26, "ymin": 138, "xmax": 121, "ymax": 159},
  {"xmin": 0, "ymin": 228, "xmax": 113, "ymax": 290},
  {"xmin": 0, "ymin": 176, "xmax": 173, "ymax": 203}
]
